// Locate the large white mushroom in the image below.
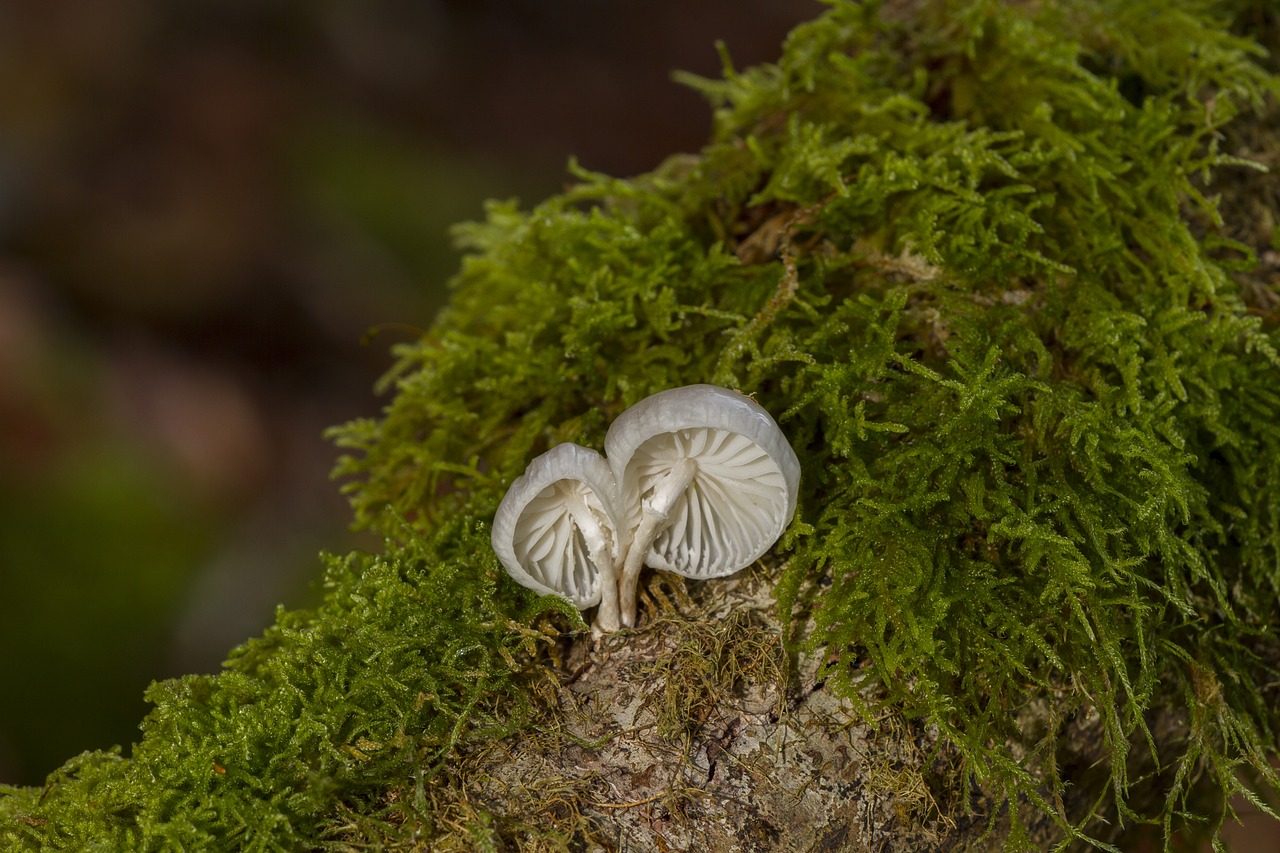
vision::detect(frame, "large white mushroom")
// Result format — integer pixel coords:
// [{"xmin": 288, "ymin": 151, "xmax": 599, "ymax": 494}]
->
[
  {"xmin": 604, "ymin": 384, "xmax": 800, "ymax": 627},
  {"xmin": 490, "ymin": 442, "xmax": 627, "ymax": 631}
]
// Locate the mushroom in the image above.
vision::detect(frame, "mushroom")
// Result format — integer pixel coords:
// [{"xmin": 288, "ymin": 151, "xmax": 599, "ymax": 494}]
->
[
  {"xmin": 605, "ymin": 384, "xmax": 800, "ymax": 627},
  {"xmin": 490, "ymin": 442, "xmax": 626, "ymax": 631}
]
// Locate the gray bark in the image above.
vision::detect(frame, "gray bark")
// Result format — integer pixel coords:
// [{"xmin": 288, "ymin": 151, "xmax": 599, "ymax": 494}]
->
[{"xmin": 443, "ymin": 567, "xmax": 1107, "ymax": 851}]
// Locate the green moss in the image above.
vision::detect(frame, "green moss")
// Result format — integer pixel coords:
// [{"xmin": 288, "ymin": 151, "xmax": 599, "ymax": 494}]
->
[{"xmin": 4, "ymin": 0, "xmax": 1280, "ymax": 848}]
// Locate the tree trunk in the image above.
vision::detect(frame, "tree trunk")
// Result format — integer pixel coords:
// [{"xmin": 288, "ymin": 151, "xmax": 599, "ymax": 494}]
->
[{"xmin": 439, "ymin": 567, "xmax": 1117, "ymax": 851}]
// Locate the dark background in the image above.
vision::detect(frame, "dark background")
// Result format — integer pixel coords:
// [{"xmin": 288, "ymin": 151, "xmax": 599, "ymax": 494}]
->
[{"xmin": 0, "ymin": 0, "xmax": 820, "ymax": 786}]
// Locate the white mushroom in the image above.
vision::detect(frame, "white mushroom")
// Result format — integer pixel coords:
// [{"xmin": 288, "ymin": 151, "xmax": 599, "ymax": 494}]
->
[
  {"xmin": 604, "ymin": 384, "xmax": 800, "ymax": 627},
  {"xmin": 490, "ymin": 442, "xmax": 626, "ymax": 631}
]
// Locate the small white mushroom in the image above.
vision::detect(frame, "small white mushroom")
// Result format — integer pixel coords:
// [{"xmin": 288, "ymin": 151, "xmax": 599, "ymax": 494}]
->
[
  {"xmin": 491, "ymin": 442, "xmax": 626, "ymax": 631},
  {"xmin": 604, "ymin": 384, "xmax": 800, "ymax": 627}
]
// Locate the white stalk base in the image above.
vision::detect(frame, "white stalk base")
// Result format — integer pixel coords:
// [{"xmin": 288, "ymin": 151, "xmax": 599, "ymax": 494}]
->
[{"xmin": 617, "ymin": 459, "xmax": 697, "ymax": 628}]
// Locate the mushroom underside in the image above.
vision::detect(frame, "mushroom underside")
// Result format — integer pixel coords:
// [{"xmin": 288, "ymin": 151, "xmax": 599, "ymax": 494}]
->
[
  {"xmin": 631, "ymin": 429, "xmax": 788, "ymax": 576},
  {"xmin": 512, "ymin": 480, "xmax": 616, "ymax": 605},
  {"xmin": 615, "ymin": 427, "xmax": 791, "ymax": 626}
]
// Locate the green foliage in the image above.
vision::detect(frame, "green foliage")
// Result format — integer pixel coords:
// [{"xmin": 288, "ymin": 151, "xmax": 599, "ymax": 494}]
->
[{"xmin": 5, "ymin": 0, "xmax": 1280, "ymax": 848}]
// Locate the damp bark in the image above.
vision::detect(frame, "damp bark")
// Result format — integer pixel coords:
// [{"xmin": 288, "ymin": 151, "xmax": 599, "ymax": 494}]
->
[{"xmin": 411, "ymin": 566, "xmax": 1153, "ymax": 852}]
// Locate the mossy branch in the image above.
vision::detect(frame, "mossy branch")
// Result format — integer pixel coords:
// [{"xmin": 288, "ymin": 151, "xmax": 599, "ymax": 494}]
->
[{"xmin": 4, "ymin": 0, "xmax": 1280, "ymax": 849}]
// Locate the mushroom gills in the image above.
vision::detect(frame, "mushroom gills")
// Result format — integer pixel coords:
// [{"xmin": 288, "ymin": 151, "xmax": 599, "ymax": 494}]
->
[
  {"xmin": 513, "ymin": 479, "xmax": 618, "ymax": 612},
  {"xmin": 616, "ymin": 427, "xmax": 790, "ymax": 627},
  {"xmin": 648, "ymin": 429, "xmax": 786, "ymax": 574},
  {"xmin": 491, "ymin": 441, "xmax": 628, "ymax": 629}
]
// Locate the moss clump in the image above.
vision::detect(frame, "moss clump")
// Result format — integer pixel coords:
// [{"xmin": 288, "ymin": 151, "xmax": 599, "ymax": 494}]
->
[
  {"xmin": 4, "ymin": 0, "xmax": 1280, "ymax": 848},
  {"xmin": 0, "ymin": 519, "xmax": 571, "ymax": 850}
]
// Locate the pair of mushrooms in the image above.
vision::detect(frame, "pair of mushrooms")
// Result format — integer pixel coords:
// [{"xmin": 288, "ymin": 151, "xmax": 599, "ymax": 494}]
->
[{"xmin": 491, "ymin": 384, "xmax": 800, "ymax": 633}]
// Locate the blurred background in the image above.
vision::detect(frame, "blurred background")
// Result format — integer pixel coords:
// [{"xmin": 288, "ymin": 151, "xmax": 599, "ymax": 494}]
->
[{"xmin": 0, "ymin": 0, "xmax": 819, "ymax": 786}]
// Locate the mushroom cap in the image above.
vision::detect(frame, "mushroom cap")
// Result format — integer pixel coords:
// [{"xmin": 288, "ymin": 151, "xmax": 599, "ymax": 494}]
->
[
  {"xmin": 490, "ymin": 442, "xmax": 623, "ymax": 609},
  {"xmin": 604, "ymin": 384, "xmax": 800, "ymax": 579}
]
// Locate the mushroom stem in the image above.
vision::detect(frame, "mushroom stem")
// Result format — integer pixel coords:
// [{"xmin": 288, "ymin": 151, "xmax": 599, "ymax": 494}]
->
[
  {"xmin": 592, "ymin": 551, "xmax": 620, "ymax": 635},
  {"xmin": 564, "ymin": 494, "xmax": 620, "ymax": 633},
  {"xmin": 618, "ymin": 458, "xmax": 698, "ymax": 627}
]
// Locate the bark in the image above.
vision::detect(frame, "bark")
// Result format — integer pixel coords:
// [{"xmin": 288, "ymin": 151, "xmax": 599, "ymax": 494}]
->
[{"xmin": 440, "ymin": 567, "xmax": 1121, "ymax": 852}]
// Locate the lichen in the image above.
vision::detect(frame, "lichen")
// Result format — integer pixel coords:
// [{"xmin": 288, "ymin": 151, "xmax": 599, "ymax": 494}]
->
[{"xmin": 4, "ymin": 0, "xmax": 1280, "ymax": 849}]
